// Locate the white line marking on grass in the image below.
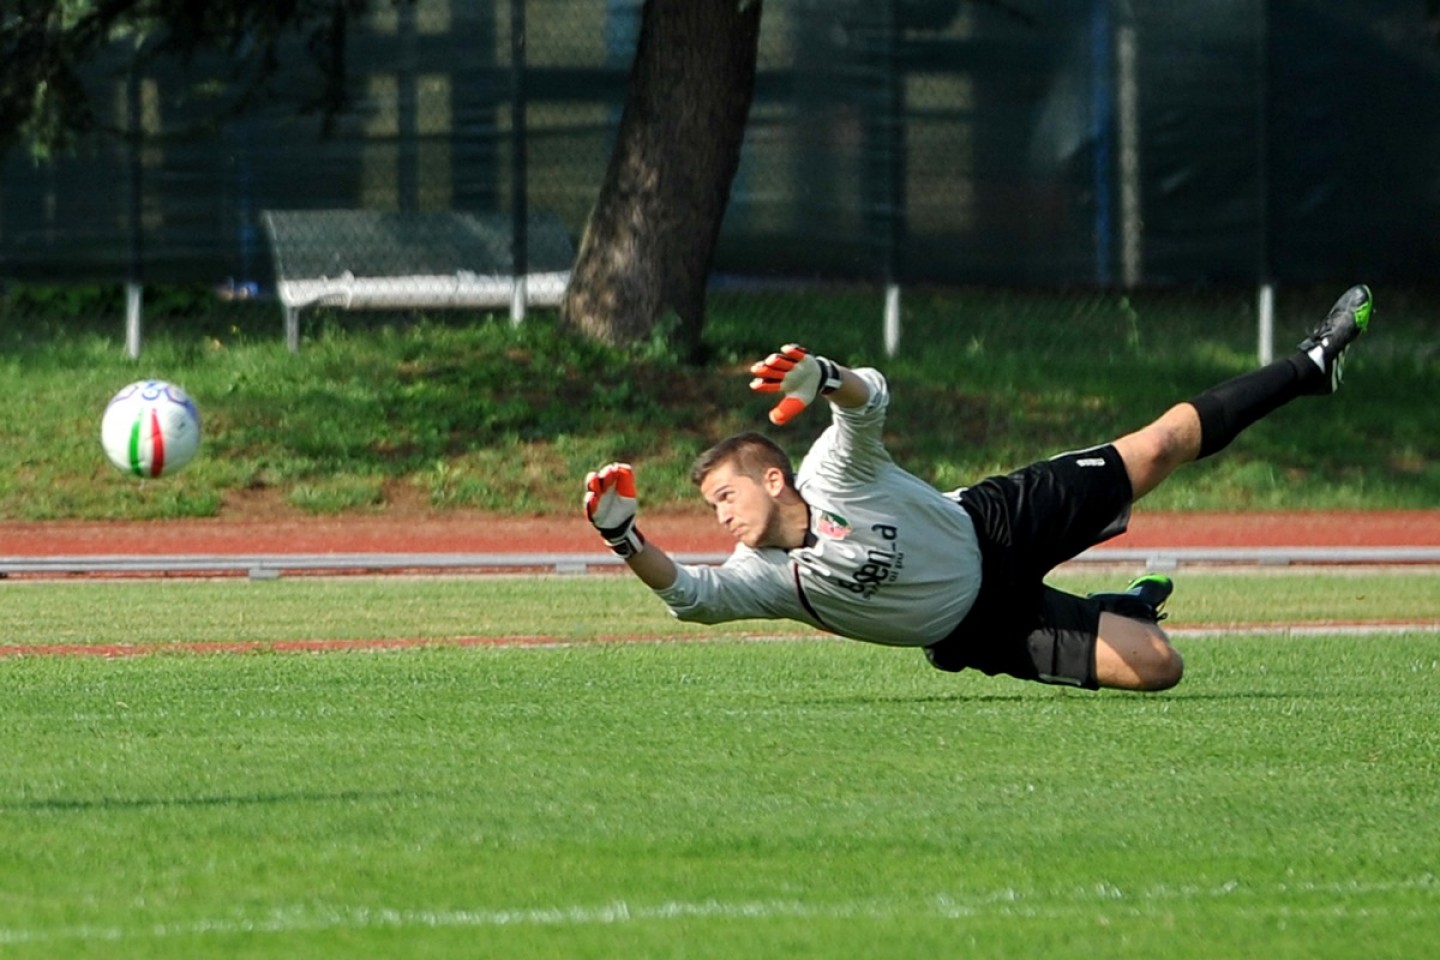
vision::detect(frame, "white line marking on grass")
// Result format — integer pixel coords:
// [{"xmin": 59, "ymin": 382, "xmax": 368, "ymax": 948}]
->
[
  {"xmin": 0, "ymin": 631, "xmax": 825, "ymax": 659},
  {"xmin": 1, "ymin": 876, "xmax": 1433, "ymax": 945},
  {"xmin": 0, "ymin": 900, "xmax": 863, "ymax": 945},
  {"xmin": 1169, "ymin": 623, "xmax": 1440, "ymax": 639}
]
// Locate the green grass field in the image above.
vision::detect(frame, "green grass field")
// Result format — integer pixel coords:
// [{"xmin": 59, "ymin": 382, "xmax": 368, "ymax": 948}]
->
[{"xmin": 2, "ymin": 571, "xmax": 1437, "ymax": 958}]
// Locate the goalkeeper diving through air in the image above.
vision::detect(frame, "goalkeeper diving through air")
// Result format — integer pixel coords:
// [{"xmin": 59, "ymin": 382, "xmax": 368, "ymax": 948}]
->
[{"xmin": 584, "ymin": 286, "xmax": 1373, "ymax": 691}]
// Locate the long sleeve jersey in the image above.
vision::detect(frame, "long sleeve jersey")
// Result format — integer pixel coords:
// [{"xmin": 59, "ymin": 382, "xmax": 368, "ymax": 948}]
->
[{"xmin": 655, "ymin": 368, "xmax": 982, "ymax": 647}]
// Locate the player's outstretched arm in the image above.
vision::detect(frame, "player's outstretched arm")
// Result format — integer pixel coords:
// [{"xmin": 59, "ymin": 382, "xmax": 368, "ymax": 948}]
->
[
  {"xmin": 583, "ymin": 462, "xmax": 677, "ymax": 590},
  {"xmin": 749, "ymin": 344, "xmax": 871, "ymax": 424}
]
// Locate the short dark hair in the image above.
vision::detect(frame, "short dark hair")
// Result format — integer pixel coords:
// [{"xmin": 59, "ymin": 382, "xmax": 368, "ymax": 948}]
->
[{"xmin": 691, "ymin": 432, "xmax": 795, "ymax": 488}]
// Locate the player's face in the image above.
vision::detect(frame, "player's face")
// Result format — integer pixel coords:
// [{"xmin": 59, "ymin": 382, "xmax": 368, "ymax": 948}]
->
[{"xmin": 699, "ymin": 461, "xmax": 784, "ymax": 549}]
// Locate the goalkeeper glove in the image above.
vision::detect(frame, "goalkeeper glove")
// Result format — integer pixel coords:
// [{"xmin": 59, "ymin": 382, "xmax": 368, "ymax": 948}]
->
[
  {"xmin": 749, "ymin": 344, "xmax": 842, "ymax": 425},
  {"xmin": 583, "ymin": 462, "xmax": 646, "ymax": 558}
]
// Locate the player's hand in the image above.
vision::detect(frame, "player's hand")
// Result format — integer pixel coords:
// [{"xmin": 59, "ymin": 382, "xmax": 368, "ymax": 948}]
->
[
  {"xmin": 583, "ymin": 462, "xmax": 645, "ymax": 557},
  {"xmin": 749, "ymin": 344, "xmax": 842, "ymax": 425}
]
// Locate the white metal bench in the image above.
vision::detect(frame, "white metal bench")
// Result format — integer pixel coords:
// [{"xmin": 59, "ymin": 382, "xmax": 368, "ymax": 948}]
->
[{"xmin": 262, "ymin": 210, "xmax": 574, "ymax": 351}]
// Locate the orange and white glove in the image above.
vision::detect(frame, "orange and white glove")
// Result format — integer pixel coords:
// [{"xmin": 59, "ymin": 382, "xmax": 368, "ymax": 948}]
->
[
  {"xmin": 583, "ymin": 462, "xmax": 645, "ymax": 558},
  {"xmin": 749, "ymin": 344, "xmax": 843, "ymax": 425}
]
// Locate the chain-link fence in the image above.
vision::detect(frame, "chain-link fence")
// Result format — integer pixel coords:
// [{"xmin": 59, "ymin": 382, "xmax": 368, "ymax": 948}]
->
[{"xmin": 0, "ymin": 0, "xmax": 1436, "ymax": 350}]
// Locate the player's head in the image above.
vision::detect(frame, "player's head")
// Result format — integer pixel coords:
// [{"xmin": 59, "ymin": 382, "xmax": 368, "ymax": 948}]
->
[
  {"xmin": 691, "ymin": 432, "xmax": 794, "ymax": 489},
  {"xmin": 691, "ymin": 432, "xmax": 797, "ymax": 549}
]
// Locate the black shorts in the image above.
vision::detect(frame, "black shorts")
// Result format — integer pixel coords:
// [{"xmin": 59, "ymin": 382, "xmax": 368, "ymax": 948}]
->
[{"xmin": 925, "ymin": 444, "xmax": 1134, "ymax": 689}]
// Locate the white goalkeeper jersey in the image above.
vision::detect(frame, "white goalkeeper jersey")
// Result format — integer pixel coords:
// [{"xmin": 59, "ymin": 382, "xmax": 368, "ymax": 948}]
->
[{"xmin": 655, "ymin": 368, "xmax": 982, "ymax": 647}]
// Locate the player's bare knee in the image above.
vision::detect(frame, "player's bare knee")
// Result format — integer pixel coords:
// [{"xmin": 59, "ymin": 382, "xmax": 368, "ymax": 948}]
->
[
  {"xmin": 1138, "ymin": 642, "xmax": 1184, "ymax": 691},
  {"xmin": 1126, "ymin": 621, "xmax": 1184, "ymax": 690},
  {"xmin": 1096, "ymin": 615, "xmax": 1184, "ymax": 691}
]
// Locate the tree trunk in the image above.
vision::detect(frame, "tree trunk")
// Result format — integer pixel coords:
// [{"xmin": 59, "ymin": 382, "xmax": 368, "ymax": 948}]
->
[{"xmin": 562, "ymin": 0, "xmax": 762, "ymax": 361}]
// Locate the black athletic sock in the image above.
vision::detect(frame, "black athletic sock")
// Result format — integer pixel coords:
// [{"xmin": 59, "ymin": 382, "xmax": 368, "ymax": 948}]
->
[{"xmin": 1188, "ymin": 353, "xmax": 1318, "ymax": 459}]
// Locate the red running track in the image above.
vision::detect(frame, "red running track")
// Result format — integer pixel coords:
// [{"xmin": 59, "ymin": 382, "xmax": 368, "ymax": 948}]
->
[{"xmin": 2, "ymin": 510, "xmax": 1438, "ymax": 557}]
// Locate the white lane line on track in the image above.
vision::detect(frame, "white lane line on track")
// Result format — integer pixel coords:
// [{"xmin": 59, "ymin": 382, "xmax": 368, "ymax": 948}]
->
[
  {"xmin": 1, "ymin": 876, "xmax": 1434, "ymax": 944},
  {"xmin": 5, "ymin": 545, "xmax": 1440, "ymax": 578}
]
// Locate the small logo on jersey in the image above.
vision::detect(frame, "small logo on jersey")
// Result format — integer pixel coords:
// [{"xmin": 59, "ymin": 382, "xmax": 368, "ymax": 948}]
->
[
  {"xmin": 1076, "ymin": 457, "xmax": 1107, "ymax": 467},
  {"xmin": 815, "ymin": 510, "xmax": 852, "ymax": 540}
]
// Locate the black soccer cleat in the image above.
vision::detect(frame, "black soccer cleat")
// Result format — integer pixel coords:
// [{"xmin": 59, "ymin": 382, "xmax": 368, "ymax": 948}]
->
[
  {"xmin": 1297, "ymin": 284, "xmax": 1372, "ymax": 395},
  {"xmin": 1089, "ymin": 573, "xmax": 1174, "ymax": 623},
  {"xmin": 1125, "ymin": 573, "xmax": 1174, "ymax": 617}
]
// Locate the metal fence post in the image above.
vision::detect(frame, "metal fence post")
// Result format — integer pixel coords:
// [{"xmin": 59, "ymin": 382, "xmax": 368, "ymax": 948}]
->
[
  {"xmin": 125, "ymin": 43, "xmax": 145, "ymax": 359},
  {"xmin": 510, "ymin": 0, "xmax": 529, "ymax": 327},
  {"xmin": 881, "ymin": 0, "xmax": 904, "ymax": 358},
  {"xmin": 124, "ymin": 283, "xmax": 144, "ymax": 359},
  {"xmin": 1255, "ymin": 0, "xmax": 1274, "ymax": 364}
]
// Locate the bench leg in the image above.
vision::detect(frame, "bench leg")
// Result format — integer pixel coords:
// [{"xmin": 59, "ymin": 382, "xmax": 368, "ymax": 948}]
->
[
  {"xmin": 285, "ymin": 304, "xmax": 300, "ymax": 353},
  {"xmin": 509, "ymin": 276, "xmax": 527, "ymax": 327}
]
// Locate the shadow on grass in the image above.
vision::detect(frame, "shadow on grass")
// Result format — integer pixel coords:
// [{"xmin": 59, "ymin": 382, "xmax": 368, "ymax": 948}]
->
[
  {"xmin": 7, "ymin": 787, "xmax": 424, "ymax": 814},
  {"xmin": 805, "ymin": 688, "xmax": 1319, "ymax": 706},
  {"xmin": 802, "ymin": 693, "xmax": 1035, "ymax": 706},
  {"xmin": 1157, "ymin": 689, "xmax": 1336, "ymax": 701}
]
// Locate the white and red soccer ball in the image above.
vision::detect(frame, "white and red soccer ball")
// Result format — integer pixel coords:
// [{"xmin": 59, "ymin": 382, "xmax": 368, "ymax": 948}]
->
[{"xmin": 100, "ymin": 380, "xmax": 202, "ymax": 478}]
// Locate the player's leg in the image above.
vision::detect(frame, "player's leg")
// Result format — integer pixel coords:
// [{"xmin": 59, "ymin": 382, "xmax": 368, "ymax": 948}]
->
[
  {"xmin": 1094, "ymin": 615, "xmax": 1183, "ymax": 690},
  {"xmin": 929, "ymin": 577, "xmax": 1177, "ymax": 691},
  {"xmin": 1111, "ymin": 403, "xmax": 1201, "ymax": 501},
  {"xmin": 1090, "ymin": 573, "xmax": 1182, "ymax": 690},
  {"xmin": 1112, "ymin": 284, "xmax": 1372, "ymax": 502},
  {"xmin": 926, "ymin": 612, "xmax": 1180, "ymax": 691}
]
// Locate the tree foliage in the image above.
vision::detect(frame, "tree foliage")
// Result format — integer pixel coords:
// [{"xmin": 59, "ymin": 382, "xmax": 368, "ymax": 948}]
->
[{"xmin": 0, "ymin": 0, "xmax": 377, "ymax": 156}]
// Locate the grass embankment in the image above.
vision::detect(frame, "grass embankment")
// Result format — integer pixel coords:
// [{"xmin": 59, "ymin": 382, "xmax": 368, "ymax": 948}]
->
[{"xmin": 1, "ymin": 284, "xmax": 1435, "ymax": 520}]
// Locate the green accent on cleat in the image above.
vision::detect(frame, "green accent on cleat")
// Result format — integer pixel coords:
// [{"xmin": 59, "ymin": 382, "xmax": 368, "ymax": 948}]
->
[
  {"xmin": 1353, "ymin": 293, "xmax": 1372, "ymax": 332},
  {"xmin": 1125, "ymin": 573, "xmax": 1174, "ymax": 610},
  {"xmin": 1126, "ymin": 573, "xmax": 1174, "ymax": 594},
  {"xmin": 1088, "ymin": 573, "xmax": 1175, "ymax": 623},
  {"xmin": 1298, "ymin": 284, "xmax": 1372, "ymax": 395}
]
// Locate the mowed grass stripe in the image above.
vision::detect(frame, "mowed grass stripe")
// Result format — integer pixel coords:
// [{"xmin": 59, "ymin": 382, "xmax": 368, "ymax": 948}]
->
[
  {"xmin": 2, "ymin": 569, "xmax": 1439, "ymax": 651},
  {"xmin": 0, "ymin": 623, "xmax": 1435, "ymax": 660}
]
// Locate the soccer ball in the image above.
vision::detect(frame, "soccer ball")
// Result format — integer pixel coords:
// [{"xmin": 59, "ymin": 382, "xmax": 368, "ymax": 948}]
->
[{"xmin": 100, "ymin": 380, "xmax": 203, "ymax": 478}]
